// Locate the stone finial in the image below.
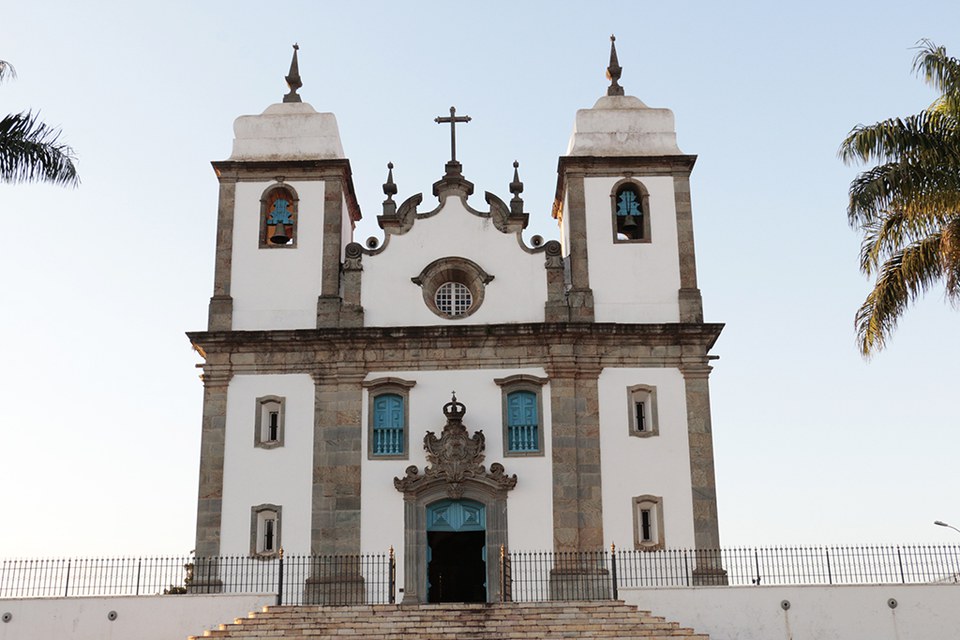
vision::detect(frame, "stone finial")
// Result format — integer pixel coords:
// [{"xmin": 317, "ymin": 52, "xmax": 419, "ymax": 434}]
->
[
  {"xmin": 606, "ymin": 35, "xmax": 624, "ymax": 97},
  {"xmin": 509, "ymin": 161, "xmax": 524, "ymax": 215},
  {"xmin": 382, "ymin": 162, "xmax": 397, "ymax": 216},
  {"xmin": 283, "ymin": 43, "xmax": 303, "ymax": 103}
]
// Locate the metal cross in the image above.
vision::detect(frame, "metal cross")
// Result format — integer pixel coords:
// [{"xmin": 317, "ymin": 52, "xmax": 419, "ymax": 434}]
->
[{"xmin": 435, "ymin": 106, "xmax": 471, "ymax": 163}]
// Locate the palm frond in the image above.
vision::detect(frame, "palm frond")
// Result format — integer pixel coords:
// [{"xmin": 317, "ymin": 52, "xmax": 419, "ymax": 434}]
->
[
  {"xmin": 839, "ymin": 111, "xmax": 959, "ymax": 166},
  {"xmin": 857, "ymin": 210, "xmax": 946, "ymax": 276},
  {"xmin": 913, "ymin": 39, "xmax": 960, "ymax": 115},
  {"xmin": 0, "ymin": 60, "xmax": 15, "ymax": 83},
  {"xmin": 855, "ymin": 234, "xmax": 944, "ymax": 356},
  {"xmin": 846, "ymin": 160, "xmax": 960, "ymax": 226},
  {"xmin": 0, "ymin": 111, "xmax": 79, "ymax": 187}
]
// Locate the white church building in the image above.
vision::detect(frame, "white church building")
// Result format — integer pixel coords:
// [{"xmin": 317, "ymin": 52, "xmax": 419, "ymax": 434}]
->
[{"xmin": 189, "ymin": 38, "xmax": 724, "ymax": 604}]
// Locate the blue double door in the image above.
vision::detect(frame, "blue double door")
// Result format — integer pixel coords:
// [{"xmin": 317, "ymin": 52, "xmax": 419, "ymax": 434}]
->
[{"xmin": 426, "ymin": 499, "xmax": 487, "ymax": 603}]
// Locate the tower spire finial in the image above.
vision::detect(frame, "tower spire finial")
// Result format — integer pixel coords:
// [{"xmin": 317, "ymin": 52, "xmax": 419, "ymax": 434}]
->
[
  {"xmin": 283, "ymin": 43, "xmax": 303, "ymax": 103},
  {"xmin": 606, "ymin": 34, "xmax": 624, "ymax": 97}
]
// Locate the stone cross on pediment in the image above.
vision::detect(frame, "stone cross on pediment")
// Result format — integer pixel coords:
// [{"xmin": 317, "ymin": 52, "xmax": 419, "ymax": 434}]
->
[{"xmin": 394, "ymin": 393, "xmax": 517, "ymax": 500}]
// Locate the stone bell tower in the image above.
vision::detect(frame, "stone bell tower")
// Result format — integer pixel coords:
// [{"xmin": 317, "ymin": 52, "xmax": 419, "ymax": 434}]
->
[{"xmin": 552, "ymin": 36, "xmax": 722, "ymax": 563}]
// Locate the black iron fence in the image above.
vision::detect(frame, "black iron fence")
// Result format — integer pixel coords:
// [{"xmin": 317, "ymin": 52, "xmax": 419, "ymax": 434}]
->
[
  {"xmin": 0, "ymin": 550, "xmax": 396, "ymax": 605},
  {"xmin": 3, "ymin": 545, "xmax": 959, "ymax": 603},
  {"xmin": 501, "ymin": 544, "xmax": 960, "ymax": 601}
]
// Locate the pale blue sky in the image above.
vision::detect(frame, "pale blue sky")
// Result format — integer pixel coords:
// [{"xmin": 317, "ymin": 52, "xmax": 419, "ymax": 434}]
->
[{"xmin": 2, "ymin": 1, "xmax": 958, "ymax": 556}]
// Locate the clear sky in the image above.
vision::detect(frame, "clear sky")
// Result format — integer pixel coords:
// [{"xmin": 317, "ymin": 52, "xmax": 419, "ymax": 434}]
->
[{"xmin": 2, "ymin": 1, "xmax": 958, "ymax": 557}]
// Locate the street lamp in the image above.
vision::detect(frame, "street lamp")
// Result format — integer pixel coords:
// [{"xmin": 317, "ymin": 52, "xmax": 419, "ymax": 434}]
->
[{"xmin": 934, "ymin": 520, "xmax": 960, "ymax": 535}]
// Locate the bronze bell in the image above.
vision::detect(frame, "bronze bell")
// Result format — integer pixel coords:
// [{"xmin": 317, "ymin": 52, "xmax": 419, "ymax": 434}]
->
[
  {"xmin": 621, "ymin": 214, "xmax": 638, "ymax": 230},
  {"xmin": 270, "ymin": 223, "xmax": 290, "ymax": 245}
]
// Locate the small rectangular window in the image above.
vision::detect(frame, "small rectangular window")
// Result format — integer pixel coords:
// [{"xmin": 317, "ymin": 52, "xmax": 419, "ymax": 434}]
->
[
  {"xmin": 251, "ymin": 504, "xmax": 281, "ymax": 558},
  {"xmin": 255, "ymin": 396, "xmax": 285, "ymax": 449},
  {"xmin": 633, "ymin": 495, "xmax": 664, "ymax": 550},
  {"xmin": 627, "ymin": 385, "xmax": 658, "ymax": 438}
]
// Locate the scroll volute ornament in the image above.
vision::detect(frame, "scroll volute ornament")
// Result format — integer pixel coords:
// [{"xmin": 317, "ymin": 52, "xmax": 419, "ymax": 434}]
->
[{"xmin": 394, "ymin": 394, "xmax": 517, "ymax": 499}]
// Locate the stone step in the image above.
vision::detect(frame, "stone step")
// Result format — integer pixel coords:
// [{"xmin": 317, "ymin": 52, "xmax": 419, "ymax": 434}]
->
[{"xmin": 188, "ymin": 601, "xmax": 708, "ymax": 640}]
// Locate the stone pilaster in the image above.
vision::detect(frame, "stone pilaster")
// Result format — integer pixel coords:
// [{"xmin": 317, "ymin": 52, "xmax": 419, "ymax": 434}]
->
[
  {"xmin": 317, "ymin": 178, "xmax": 345, "ymax": 328},
  {"xmin": 563, "ymin": 175, "xmax": 594, "ymax": 322},
  {"xmin": 193, "ymin": 370, "xmax": 232, "ymax": 558},
  {"xmin": 673, "ymin": 175, "xmax": 703, "ymax": 323},
  {"xmin": 310, "ymin": 369, "xmax": 364, "ymax": 555},
  {"xmin": 547, "ymin": 360, "xmax": 604, "ymax": 552},
  {"xmin": 680, "ymin": 362, "xmax": 726, "ymax": 585},
  {"xmin": 207, "ymin": 179, "xmax": 236, "ymax": 331}
]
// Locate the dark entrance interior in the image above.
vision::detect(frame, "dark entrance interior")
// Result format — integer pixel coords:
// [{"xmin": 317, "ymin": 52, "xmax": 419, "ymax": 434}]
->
[{"xmin": 427, "ymin": 530, "xmax": 486, "ymax": 603}]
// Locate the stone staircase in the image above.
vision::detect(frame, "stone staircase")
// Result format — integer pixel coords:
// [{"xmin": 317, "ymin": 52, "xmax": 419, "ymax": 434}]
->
[{"xmin": 189, "ymin": 600, "xmax": 709, "ymax": 639}]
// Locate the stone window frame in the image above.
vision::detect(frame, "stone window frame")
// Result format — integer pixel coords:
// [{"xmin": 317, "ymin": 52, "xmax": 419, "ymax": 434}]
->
[
  {"xmin": 494, "ymin": 374, "xmax": 548, "ymax": 457},
  {"xmin": 632, "ymin": 495, "xmax": 665, "ymax": 551},
  {"xmin": 363, "ymin": 377, "xmax": 416, "ymax": 460},
  {"xmin": 610, "ymin": 178, "xmax": 652, "ymax": 244},
  {"xmin": 254, "ymin": 395, "xmax": 285, "ymax": 449},
  {"xmin": 250, "ymin": 503, "xmax": 282, "ymax": 558},
  {"xmin": 626, "ymin": 384, "xmax": 659, "ymax": 438},
  {"xmin": 259, "ymin": 182, "xmax": 300, "ymax": 249},
  {"xmin": 411, "ymin": 257, "xmax": 494, "ymax": 320}
]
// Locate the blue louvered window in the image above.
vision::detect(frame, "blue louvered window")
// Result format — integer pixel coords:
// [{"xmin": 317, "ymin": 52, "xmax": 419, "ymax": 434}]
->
[
  {"xmin": 372, "ymin": 393, "xmax": 405, "ymax": 456},
  {"xmin": 506, "ymin": 391, "xmax": 539, "ymax": 453}
]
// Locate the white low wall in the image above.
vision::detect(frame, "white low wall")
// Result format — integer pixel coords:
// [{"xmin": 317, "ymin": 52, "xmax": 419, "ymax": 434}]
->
[
  {"xmin": 622, "ymin": 584, "xmax": 960, "ymax": 640},
  {"xmin": 0, "ymin": 593, "xmax": 275, "ymax": 640}
]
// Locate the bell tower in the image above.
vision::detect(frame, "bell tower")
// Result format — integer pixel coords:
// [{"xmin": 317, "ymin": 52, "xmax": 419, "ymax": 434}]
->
[
  {"xmin": 553, "ymin": 35, "xmax": 703, "ymax": 325},
  {"xmin": 552, "ymin": 36, "xmax": 722, "ymax": 570},
  {"xmin": 206, "ymin": 44, "xmax": 361, "ymax": 333}
]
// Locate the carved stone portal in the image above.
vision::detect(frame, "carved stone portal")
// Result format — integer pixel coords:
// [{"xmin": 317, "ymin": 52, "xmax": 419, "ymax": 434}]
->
[
  {"xmin": 394, "ymin": 394, "xmax": 517, "ymax": 499},
  {"xmin": 394, "ymin": 394, "xmax": 516, "ymax": 603}
]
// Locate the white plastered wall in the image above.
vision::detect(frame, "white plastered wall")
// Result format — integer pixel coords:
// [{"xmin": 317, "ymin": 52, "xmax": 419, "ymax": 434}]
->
[
  {"xmin": 231, "ymin": 180, "xmax": 326, "ymax": 330},
  {"xmin": 598, "ymin": 368, "xmax": 695, "ymax": 550},
  {"xmin": 359, "ymin": 368, "xmax": 553, "ymax": 591},
  {"xmin": 220, "ymin": 374, "xmax": 315, "ymax": 555},
  {"xmin": 583, "ymin": 176, "xmax": 681, "ymax": 323},
  {"xmin": 361, "ymin": 198, "xmax": 546, "ymax": 326}
]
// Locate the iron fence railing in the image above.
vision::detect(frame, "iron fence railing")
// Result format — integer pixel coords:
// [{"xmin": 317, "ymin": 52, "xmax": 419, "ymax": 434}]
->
[
  {"xmin": 3, "ymin": 545, "xmax": 958, "ymax": 603},
  {"xmin": 499, "ymin": 544, "xmax": 960, "ymax": 601},
  {"xmin": 0, "ymin": 549, "xmax": 396, "ymax": 605}
]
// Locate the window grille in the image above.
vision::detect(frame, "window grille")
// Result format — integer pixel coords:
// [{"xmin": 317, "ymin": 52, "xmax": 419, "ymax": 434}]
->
[{"xmin": 435, "ymin": 281, "xmax": 473, "ymax": 316}]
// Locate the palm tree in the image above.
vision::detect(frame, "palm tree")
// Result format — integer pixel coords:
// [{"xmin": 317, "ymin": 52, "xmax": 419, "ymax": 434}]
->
[
  {"xmin": 0, "ymin": 59, "xmax": 79, "ymax": 187},
  {"xmin": 839, "ymin": 40, "xmax": 960, "ymax": 356}
]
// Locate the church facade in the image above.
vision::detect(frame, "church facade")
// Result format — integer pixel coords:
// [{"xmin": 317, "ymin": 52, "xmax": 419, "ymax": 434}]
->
[{"xmin": 190, "ymin": 40, "xmax": 724, "ymax": 603}]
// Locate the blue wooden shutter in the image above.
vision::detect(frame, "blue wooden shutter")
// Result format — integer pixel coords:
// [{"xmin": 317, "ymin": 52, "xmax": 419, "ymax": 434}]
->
[
  {"xmin": 507, "ymin": 391, "xmax": 538, "ymax": 452},
  {"xmin": 373, "ymin": 394, "xmax": 404, "ymax": 455}
]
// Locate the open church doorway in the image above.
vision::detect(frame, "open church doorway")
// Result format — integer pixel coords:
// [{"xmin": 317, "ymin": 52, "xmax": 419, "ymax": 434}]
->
[{"xmin": 426, "ymin": 499, "xmax": 487, "ymax": 603}]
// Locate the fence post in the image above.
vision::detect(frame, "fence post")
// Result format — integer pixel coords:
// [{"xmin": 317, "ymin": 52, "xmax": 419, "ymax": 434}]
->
[
  {"xmin": 896, "ymin": 546, "xmax": 905, "ymax": 584},
  {"xmin": 753, "ymin": 550, "xmax": 762, "ymax": 585},
  {"xmin": 683, "ymin": 550, "xmax": 690, "ymax": 587},
  {"xmin": 389, "ymin": 546, "xmax": 396, "ymax": 604},
  {"xmin": 276, "ymin": 548, "xmax": 284, "ymax": 606},
  {"xmin": 825, "ymin": 548, "xmax": 832, "ymax": 585},
  {"xmin": 610, "ymin": 543, "xmax": 618, "ymax": 601},
  {"xmin": 64, "ymin": 560, "xmax": 71, "ymax": 597}
]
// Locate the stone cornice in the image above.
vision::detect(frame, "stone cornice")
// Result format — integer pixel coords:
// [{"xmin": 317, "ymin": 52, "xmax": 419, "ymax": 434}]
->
[{"xmin": 187, "ymin": 322, "xmax": 724, "ymax": 375}]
